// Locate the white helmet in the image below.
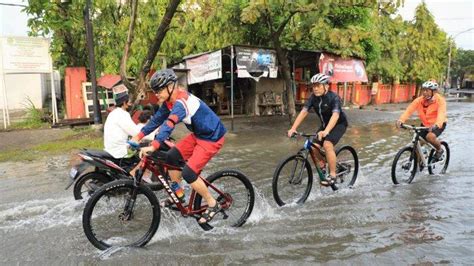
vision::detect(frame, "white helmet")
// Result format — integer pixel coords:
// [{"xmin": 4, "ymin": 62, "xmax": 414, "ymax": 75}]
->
[
  {"xmin": 422, "ymin": 80, "xmax": 439, "ymax": 90},
  {"xmin": 310, "ymin": 73, "xmax": 330, "ymax": 84}
]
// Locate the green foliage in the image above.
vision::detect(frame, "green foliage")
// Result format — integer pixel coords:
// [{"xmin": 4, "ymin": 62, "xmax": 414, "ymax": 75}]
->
[
  {"xmin": 24, "ymin": 0, "xmax": 451, "ymax": 86},
  {"xmin": 403, "ymin": 2, "xmax": 449, "ymax": 83},
  {"xmin": 451, "ymin": 49, "xmax": 474, "ymax": 82},
  {"xmin": 10, "ymin": 98, "xmax": 49, "ymax": 130}
]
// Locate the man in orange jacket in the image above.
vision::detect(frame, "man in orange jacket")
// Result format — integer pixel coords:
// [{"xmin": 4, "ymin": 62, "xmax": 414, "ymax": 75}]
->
[{"xmin": 397, "ymin": 80, "xmax": 447, "ymax": 160}]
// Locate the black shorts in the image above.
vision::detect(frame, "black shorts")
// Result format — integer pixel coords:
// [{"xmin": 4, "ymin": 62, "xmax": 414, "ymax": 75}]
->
[
  {"xmin": 314, "ymin": 123, "xmax": 347, "ymax": 146},
  {"xmin": 419, "ymin": 122, "xmax": 446, "ymax": 139}
]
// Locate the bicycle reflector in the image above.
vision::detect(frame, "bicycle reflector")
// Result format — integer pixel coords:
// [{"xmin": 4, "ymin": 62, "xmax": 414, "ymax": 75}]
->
[{"xmin": 304, "ymin": 139, "xmax": 312, "ymax": 150}]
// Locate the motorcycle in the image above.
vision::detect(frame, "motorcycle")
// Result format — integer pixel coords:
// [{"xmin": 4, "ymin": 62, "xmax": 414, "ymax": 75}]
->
[{"xmin": 66, "ymin": 139, "xmax": 173, "ymax": 200}]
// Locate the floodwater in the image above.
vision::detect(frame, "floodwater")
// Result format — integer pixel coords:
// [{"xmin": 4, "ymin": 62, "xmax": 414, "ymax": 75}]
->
[{"xmin": 1, "ymin": 101, "xmax": 473, "ymax": 264}]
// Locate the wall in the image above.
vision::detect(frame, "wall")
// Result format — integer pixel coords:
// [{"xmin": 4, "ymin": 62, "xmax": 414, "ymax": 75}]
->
[
  {"xmin": 254, "ymin": 78, "xmax": 286, "ymax": 116},
  {"xmin": 1, "ymin": 74, "xmax": 43, "ymax": 109}
]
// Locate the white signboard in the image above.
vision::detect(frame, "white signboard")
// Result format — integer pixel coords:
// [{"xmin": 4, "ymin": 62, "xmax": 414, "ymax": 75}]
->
[
  {"xmin": 186, "ymin": 50, "xmax": 222, "ymax": 84},
  {"xmin": 1, "ymin": 37, "xmax": 51, "ymax": 73}
]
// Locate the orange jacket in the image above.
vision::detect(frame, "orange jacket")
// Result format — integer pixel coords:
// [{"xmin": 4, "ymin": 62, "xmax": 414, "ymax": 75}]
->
[{"xmin": 399, "ymin": 94, "xmax": 447, "ymax": 127}]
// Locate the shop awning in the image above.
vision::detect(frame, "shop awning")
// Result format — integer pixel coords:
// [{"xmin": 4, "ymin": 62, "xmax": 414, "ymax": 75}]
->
[{"xmin": 97, "ymin": 74, "xmax": 122, "ymax": 89}]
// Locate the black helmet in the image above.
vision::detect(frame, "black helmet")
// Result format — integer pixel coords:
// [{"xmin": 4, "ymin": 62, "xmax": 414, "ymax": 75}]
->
[{"xmin": 149, "ymin": 69, "xmax": 178, "ymax": 92}]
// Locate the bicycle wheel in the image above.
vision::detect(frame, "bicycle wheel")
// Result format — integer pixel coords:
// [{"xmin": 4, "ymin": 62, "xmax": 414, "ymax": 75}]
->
[
  {"xmin": 272, "ymin": 154, "xmax": 313, "ymax": 206},
  {"xmin": 82, "ymin": 180, "xmax": 161, "ymax": 250},
  {"xmin": 193, "ymin": 169, "xmax": 255, "ymax": 231},
  {"xmin": 335, "ymin": 145, "xmax": 359, "ymax": 188},
  {"xmin": 73, "ymin": 172, "xmax": 113, "ymax": 200},
  {"xmin": 391, "ymin": 146, "xmax": 418, "ymax": 184},
  {"xmin": 428, "ymin": 141, "xmax": 450, "ymax": 175}
]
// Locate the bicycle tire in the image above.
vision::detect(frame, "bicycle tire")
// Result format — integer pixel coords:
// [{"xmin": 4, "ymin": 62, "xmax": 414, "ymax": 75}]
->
[
  {"xmin": 193, "ymin": 169, "xmax": 255, "ymax": 231},
  {"xmin": 272, "ymin": 154, "xmax": 313, "ymax": 206},
  {"xmin": 391, "ymin": 146, "xmax": 417, "ymax": 184},
  {"xmin": 335, "ymin": 145, "xmax": 359, "ymax": 187},
  {"xmin": 428, "ymin": 141, "xmax": 450, "ymax": 175},
  {"xmin": 82, "ymin": 180, "xmax": 161, "ymax": 250}
]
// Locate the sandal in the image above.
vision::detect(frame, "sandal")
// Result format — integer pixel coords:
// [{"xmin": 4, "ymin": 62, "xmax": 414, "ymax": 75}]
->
[{"xmin": 198, "ymin": 202, "xmax": 221, "ymax": 224}]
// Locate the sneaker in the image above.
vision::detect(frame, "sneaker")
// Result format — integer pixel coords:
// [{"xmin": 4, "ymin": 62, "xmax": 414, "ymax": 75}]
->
[{"xmin": 434, "ymin": 149, "xmax": 444, "ymax": 161}]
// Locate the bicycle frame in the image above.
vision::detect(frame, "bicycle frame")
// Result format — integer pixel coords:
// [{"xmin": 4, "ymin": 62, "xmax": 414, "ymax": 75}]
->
[
  {"xmin": 403, "ymin": 124, "xmax": 437, "ymax": 169},
  {"xmin": 295, "ymin": 134, "xmax": 327, "ymax": 182},
  {"xmin": 134, "ymin": 153, "xmax": 231, "ymax": 219}
]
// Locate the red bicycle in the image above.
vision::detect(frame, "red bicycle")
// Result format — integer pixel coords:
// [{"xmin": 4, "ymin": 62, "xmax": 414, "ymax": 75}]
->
[{"xmin": 82, "ymin": 142, "xmax": 255, "ymax": 250}]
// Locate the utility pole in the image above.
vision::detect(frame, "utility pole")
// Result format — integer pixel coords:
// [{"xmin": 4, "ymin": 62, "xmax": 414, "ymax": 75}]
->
[
  {"xmin": 84, "ymin": 0, "xmax": 102, "ymax": 124},
  {"xmin": 446, "ymin": 28, "xmax": 474, "ymax": 89}
]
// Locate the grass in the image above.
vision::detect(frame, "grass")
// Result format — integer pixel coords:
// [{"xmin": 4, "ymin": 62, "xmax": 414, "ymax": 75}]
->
[
  {"xmin": 9, "ymin": 98, "xmax": 50, "ymax": 130},
  {"xmin": 0, "ymin": 127, "xmax": 103, "ymax": 162}
]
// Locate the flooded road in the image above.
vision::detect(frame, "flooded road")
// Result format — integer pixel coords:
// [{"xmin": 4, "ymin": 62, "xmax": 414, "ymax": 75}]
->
[{"xmin": 1, "ymin": 101, "xmax": 473, "ymax": 264}]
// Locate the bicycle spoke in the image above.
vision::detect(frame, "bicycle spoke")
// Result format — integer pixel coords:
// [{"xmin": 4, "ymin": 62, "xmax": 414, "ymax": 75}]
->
[{"xmin": 273, "ymin": 155, "xmax": 312, "ymax": 206}]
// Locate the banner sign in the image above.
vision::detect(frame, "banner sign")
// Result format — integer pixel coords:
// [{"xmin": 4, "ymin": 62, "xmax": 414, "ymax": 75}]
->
[
  {"xmin": 186, "ymin": 50, "xmax": 222, "ymax": 84},
  {"xmin": 236, "ymin": 46, "xmax": 278, "ymax": 81},
  {"xmin": 318, "ymin": 53, "xmax": 368, "ymax": 83},
  {"xmin": 1, "ymin": 37, "xmax": 51, "ymax": 73}
]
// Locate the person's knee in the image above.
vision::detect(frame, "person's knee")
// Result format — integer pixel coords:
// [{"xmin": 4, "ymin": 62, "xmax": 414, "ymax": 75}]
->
[
  {"xmin": 182, "ymin": 165, "xmax": 198, "ymax": 183},
  {"xmin": 426, "ymin": 133, "xmax": 437, "ymax": 142},
  {"xmin": 323, "ymin": 140, "xmax": 334, "ymax": 151},
  {"xmin": 166, "ymin": 148, "xmax": 185, "ymax": 167}
]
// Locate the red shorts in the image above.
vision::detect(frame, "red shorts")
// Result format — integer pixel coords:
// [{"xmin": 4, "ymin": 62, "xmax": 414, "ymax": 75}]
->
[{"xmin": 175, "ymin": 133, "xmax": 225, "ymax": 174}]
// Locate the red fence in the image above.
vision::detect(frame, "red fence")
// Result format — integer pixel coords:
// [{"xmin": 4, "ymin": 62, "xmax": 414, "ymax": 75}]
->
[{"xmin": 298, "ymin": 82, "xmax": 416, "ymax": 106}]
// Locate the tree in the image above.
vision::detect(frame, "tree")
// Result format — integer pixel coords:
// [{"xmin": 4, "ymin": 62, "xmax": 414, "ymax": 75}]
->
[
  {"xmin": 451, "ymin": 49, "xmax": 474, "ymax": 87},
  {"xmin": 403, "ymin": 2, "xmax": 449, "ymax": 83},
  {"xmin": 241, "ymin": 1, "xmax": 321, "ymax": 122}
]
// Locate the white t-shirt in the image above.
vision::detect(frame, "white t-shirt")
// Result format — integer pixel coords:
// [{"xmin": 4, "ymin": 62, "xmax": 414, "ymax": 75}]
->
[{"xmin": 104, "ymin": 108, "xmax": 140, "ymax": 158}]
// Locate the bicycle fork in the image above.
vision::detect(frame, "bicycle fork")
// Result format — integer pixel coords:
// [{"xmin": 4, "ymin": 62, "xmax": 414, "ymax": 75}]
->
[{"xmin": 289, "ymin": 151, "xmax": 309, "ymax": 185}]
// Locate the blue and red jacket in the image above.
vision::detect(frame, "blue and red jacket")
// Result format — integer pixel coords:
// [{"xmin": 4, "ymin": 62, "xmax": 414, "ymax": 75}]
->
[{"xmin": 138, "ymin": 90, "xmax": 226, "ymax": 149}]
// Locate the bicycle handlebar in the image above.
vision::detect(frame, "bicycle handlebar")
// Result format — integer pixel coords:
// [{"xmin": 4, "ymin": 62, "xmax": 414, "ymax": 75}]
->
[
  {"xmin": 127, "ymin": 140, "xmax": 141, "ymax": 151},
  {"xmin": 400, "ymin": 123, "xmax": 429, "ymax": 131},
  {"xmin": 291, "ymin": 132, "xmax": 317, "ymax": 138}
]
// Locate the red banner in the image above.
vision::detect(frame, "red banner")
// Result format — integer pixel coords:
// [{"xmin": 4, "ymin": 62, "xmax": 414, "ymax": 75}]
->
[{"xmin": 318, "ymin": 53, "xmax": 368, "ymax": 83}]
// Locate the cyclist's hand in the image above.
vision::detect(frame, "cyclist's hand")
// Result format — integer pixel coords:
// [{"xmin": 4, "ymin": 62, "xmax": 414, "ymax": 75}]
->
[
  {"xmin": 396, "ymin": 120, "xmax": 403, "ymax": 128},
  {"xmin": 131, "ymin": 135, "xmax": 140, "ymax": 143},
  {"xmin": 429, "ymin": 125, "xmax": 439, "ymax": 132},
  {"xmin": 139, "ymin": 146, "xmax": 156, "ymax": 158},
  {"xmin": 287, "ymin": 129, "xmax": 297, "ymax": 138},
  {"xmin": 317, "ymin": 131, "xmax": 328, "ymax": 141}
]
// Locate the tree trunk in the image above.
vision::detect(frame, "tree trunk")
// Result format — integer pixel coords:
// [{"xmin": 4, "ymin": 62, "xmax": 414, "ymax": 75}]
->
[
  {"xmin": 120, "ymin": 0, "xmax": 138, "ymax": 91},
  {"xmin": 271, "ymin": 36, "xmax": 296, "ymax": 123},
  {"xmin": 133, "ymin": 0, "xmax": 181, "ymax": 103}
]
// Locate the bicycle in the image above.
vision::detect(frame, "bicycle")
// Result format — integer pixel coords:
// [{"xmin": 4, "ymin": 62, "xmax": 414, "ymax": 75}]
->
[
  {"xmin": 391, "ymin": 123, "xmax": 450, "ymax": 184},
  {"xmin": 82, "ymin": 142, "xmax": 255, "ymax": 250},
  {"xmin": 272, "ymin": 132, "xmax": 359, "ymax": 206}
]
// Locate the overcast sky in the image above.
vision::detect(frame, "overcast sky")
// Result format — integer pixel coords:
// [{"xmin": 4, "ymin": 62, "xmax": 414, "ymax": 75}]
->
[{"xmin": 1, "ymin": 0, "xmax": 473, "ymax": 50}]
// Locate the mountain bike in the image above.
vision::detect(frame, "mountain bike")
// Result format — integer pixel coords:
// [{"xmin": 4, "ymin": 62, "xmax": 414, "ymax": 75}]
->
[
  {"xmin": 82, "ymin": 142, "xmax": 255, "ymax": 250},
  {"xmin": 272, "ymin": 132, "xmax": 359, "ymax": 206},
  {"xmin": 391, "ymin": 124, "xmax": 450, "ymax": 184}
]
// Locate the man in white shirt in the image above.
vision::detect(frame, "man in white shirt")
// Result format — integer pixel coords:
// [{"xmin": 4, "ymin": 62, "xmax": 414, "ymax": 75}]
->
[{"xmin": 103, "ymin": 91, "xmax": 140, "ymax": 159}]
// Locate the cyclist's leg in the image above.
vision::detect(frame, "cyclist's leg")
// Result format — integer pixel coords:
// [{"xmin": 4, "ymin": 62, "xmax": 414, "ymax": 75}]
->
[
  {"xmin": 425, "ymin": 123, "xmax": 446, "ymax": 152},
  {"xmin": 182, "ymin": 137, "xmax": 225, "ymax": 223},
  {"xmin": 312, "ymin": 127, "xmax": 326, "ymax": 168},
  {"xmin": 168, "ymin": 134, "xmax": 197, "ymax": 182},
  {"xmin": 323, "ymin": 124, "xmax": 347, "ymax": 177}
]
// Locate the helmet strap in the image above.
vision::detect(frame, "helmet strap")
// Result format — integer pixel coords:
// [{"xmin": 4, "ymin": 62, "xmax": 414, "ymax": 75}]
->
[{"xmin": 166, "ymin": 82, "xmax": 176, "ymax": 102}]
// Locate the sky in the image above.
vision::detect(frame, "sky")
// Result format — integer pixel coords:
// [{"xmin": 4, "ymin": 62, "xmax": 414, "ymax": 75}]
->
[
  {"xmin": 397, "ymin": 0, "xmax": 474, "ymax": 50},
  {"xmin": 0, "ymin": 0, "xmax": 473, "ymax": 50}
]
